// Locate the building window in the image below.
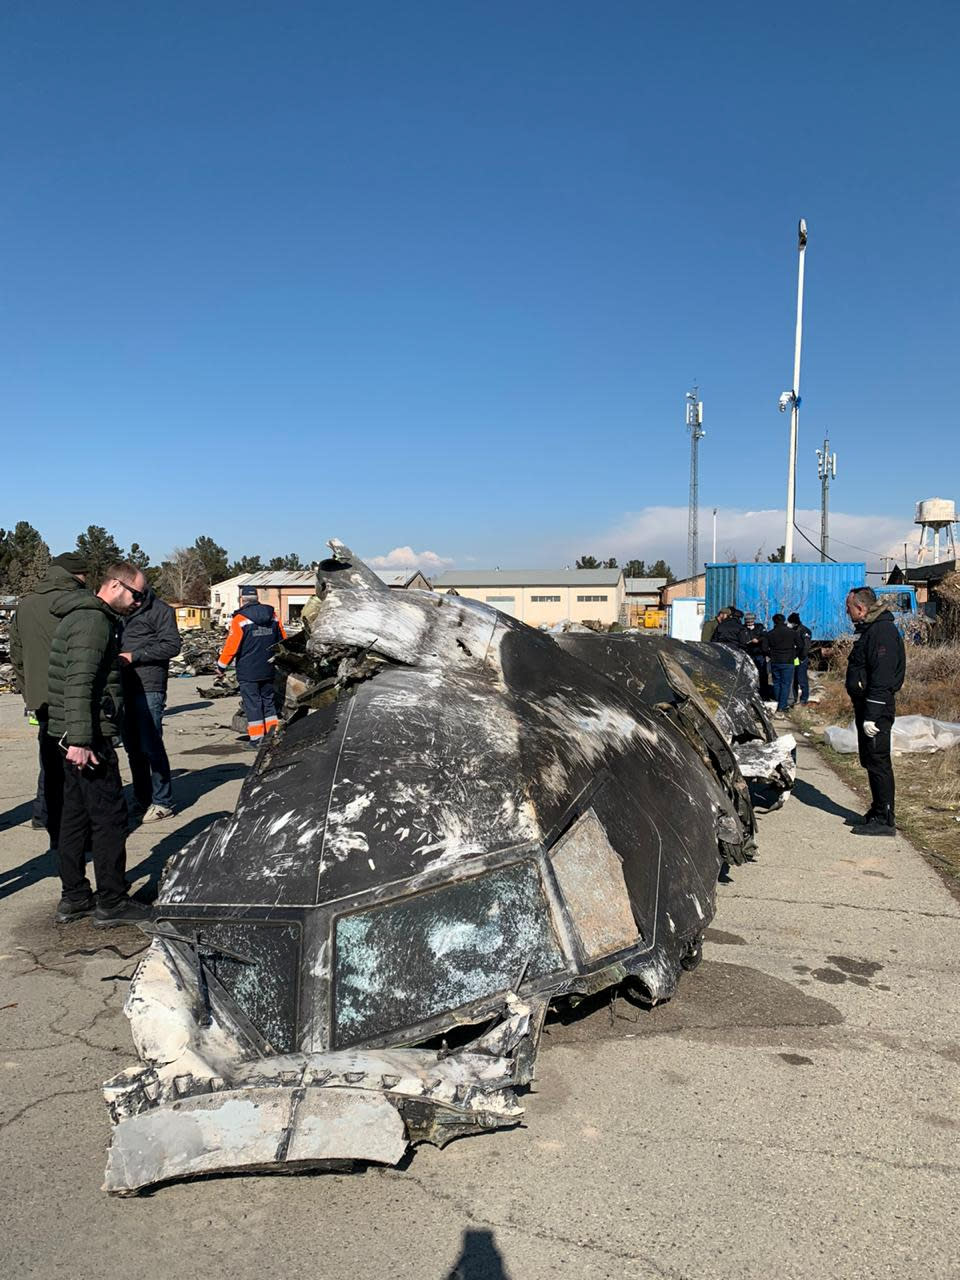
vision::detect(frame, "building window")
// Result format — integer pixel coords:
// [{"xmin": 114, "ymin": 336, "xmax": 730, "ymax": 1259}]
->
[
  {"xmin": 530, "ymin": 595, "xmax": 562, "ymax": 603},
  {"xmin": 576, "ymin": 594, "xmax": 609, "ymax": 603},
  {"xmin": 288, "ymin": 603, "xmax": 304, "ymax": 622},
  {"xmin": 485, "ymin": 596, "xmax": 516, "ymax": 604}
]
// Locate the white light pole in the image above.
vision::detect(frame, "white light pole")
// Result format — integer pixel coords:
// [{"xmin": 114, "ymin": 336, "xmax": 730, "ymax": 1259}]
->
[
  {"xmin": 712, "ymin": 507, "xmax": 717, "ymax": 563},
  {"xmin": 780, "ymin": 219, "xmax": 807, "ymax": 563}
]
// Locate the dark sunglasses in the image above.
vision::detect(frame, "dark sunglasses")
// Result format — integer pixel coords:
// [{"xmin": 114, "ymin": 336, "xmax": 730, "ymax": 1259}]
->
[{"xmin": 115, "ymin": 580, "xmax": 146, "ymax": 604}]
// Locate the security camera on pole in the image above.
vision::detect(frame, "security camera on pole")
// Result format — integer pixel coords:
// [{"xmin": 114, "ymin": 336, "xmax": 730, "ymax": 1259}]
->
[{"xmin": 779, "ymin": 219, "xmax": 807, "ymax": 563}]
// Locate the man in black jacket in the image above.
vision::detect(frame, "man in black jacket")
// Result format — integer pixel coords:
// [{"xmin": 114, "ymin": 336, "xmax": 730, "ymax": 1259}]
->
[
  {"xmin": 711, "ymin": 607, "xmax": 746, "ymax": 647},
  {"xmin": 739, "ymin": 612, "xmax": 769, "ymax": 698},
  {"xmin": 845, "ymin": 586, "xmax": 906, "ymax": 836},
  {"xmin": 120, "ymin": 585, "xmax": 181, "ymax": 822},
  {"xmin": 788, "ymin": 612, "xmax": 813, "ymax": 706},
  {"xmin": 763, "ymin": 613, "xmax": 802, "ymax": 713}
]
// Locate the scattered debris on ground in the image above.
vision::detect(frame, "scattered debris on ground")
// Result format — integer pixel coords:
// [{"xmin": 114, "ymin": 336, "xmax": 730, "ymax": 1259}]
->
[{"xmin": 170, "ymin": 627, "xmax": 228, "ymax": 677}]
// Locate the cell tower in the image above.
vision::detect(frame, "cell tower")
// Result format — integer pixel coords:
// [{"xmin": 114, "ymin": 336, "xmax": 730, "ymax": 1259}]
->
[
  {"xmin": 816, "ymin": 437, "xmax": 837, "ymax": 562},
  {"xmin": 686, "ymin": 387, "xmax": 705, "ymax": 580}
]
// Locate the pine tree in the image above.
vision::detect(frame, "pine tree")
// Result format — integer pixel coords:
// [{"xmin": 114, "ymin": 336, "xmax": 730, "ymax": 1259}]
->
[
  {"xmin": 229, "ymin": 554, "xmax": 263, "ymax": 576},
  {"xmin": 76, "ymin": 526, "xmax": 124, "ymax": 586},
  {"xmin": 191, "ymin": 535, "xmax": 230, "ymax": 584},
  {"xmin": 1, "ymin": 522, "xmax": 51, "ymax": 594},
  {"xmin": 128, "ymin": 542, "xmax": 152, "ymax": 570},
  {"xmin": 576, "ymin": 555, "xmax": 600, "ymax": 569}
]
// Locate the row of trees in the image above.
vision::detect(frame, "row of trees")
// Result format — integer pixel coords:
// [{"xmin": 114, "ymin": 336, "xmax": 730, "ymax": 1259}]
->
[
  {"xmin": 575, "ymin": 554, "xmax": 676, "ymax": 581},
  {"xmin": 0, "ymin": 524, "xmax": 309, "ymax": 603}
]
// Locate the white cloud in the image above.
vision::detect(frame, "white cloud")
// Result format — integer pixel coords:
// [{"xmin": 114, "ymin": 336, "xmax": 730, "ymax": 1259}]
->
[
  {"xmin": 573, "ymin": 506, "xmax": 918, "ymax": 576},
  {"xmin": 365, "ymin": 545, "xmax": 455, "ymax": 572}
]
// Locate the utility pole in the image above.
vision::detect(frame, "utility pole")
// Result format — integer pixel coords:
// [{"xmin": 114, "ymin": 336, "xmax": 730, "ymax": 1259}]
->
[
  {"xmin": 815, "ymin": 436, "xmax": 837, "ymax": 562},
  {"xmin": 712, "ymin": 507, "xmax": 718, "ymax": 564},
  {"xmin": 686, "ymin": 387, "xmax": 705, "ymax": 580},
  {"xmin": 780, "ymin": 219, "xmax": 808, "ymax": 563}
]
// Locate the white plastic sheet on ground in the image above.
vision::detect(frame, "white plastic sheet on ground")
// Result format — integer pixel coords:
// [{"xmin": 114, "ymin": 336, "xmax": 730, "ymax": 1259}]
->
[{"xmin": 823, "ymin": 715, "xmax": 960, "ymax": 755}]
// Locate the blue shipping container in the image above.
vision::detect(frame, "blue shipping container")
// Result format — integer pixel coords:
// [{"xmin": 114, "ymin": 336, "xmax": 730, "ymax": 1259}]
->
[{"xmin": 704, "ymin": 562, "xmax": 867, "ymax": 642}]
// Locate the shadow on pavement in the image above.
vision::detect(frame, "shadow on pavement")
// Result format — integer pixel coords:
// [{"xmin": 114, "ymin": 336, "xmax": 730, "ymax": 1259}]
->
[
  {"xmin": 0, "ymin": 799, "xmax": 35, "ymax": 832},
  {"xmin": 0, "ymin": 845, "xmax": 58, "ymax": 902},
  {"xmin": 792, "ymin": 777, "xmax": 862, "ymax": 823},
  {"xmin": 445, "ymin": 1229, "xmax": 512, "ymax": 1280},
  {"xmin": 163, "ymin": 701, "xmax": 213, "ymax": 716},
  {"xmin": 128, "ymin": 810, "xmax": 231, "ymax": 902},
  {"xmin": 168, "ymin": 762, "xmax": 248, "ymax": 813}
]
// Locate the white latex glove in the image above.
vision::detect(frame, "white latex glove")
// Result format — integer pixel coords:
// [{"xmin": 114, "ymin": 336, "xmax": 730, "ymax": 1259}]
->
[{"xmin": 862, "ymin": 721, "xmax": 879, "ymax": 739}]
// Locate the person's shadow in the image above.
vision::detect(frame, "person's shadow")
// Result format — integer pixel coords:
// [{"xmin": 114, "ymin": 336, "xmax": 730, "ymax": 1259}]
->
[
  {"xmin": 127, "ymin": 811, "xmax": 231, "ymax": 902},
  {"xmin": 792, "ymin": 777, "xmax": 862, "ymax": 823},
  {"xmin": 444, "ymin": 1229, "xmax": 512, "ymax": 1280}
]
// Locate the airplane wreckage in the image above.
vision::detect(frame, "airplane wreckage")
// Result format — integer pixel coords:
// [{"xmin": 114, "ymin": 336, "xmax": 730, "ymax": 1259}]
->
[{"xmin": 103, "ymin": 542, "xmax": 794, "ymax": 1194}]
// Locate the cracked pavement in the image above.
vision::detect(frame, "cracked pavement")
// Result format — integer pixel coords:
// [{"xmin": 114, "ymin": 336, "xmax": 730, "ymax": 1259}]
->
[{"xmin": 1, "ymin": 679, "xmax": 959, "ymax": 1279}]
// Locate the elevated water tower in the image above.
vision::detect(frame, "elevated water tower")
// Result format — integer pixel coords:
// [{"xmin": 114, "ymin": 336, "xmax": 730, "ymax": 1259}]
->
[{"xmin": 915, "ymin": 498, "xmax": 957, "ymax": 564}]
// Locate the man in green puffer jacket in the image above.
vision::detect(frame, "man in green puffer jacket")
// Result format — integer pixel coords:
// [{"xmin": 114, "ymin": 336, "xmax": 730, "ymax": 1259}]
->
[
  {"xmin": 10, "ymin": 552, "xmax": 89, "ymax": 848},
  {"xmin": 47, "ymin": 560, "xmax": 152, "ymax": 928}
]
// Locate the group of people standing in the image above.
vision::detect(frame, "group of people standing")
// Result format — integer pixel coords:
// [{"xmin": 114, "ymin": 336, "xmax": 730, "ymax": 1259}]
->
[
  {"xmin": 10, "ymin": 555, "xmax": 284, "ymax": 926},
  {"xmin": 703, "ymin": 605, "xmax": 812, "ymax": 714}
]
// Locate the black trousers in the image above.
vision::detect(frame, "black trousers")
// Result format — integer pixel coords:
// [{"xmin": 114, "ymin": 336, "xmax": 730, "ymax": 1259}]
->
[
  {"xmin": 854, "ymin": 701, "xmax": 895, "ymax": 817},
  {"xmin": 57, "ymin": 740, "xmax": 129, "ymax": 906},
  {"xmin": 37, "ymin": 719, "xmax": 66, "ymax": 849}
]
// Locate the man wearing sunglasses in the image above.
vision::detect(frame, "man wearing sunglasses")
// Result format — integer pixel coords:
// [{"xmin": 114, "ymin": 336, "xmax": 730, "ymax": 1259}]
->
[
  {"xmin": 118, "ymin": 573, "xmax": 181, "ymax": 824},
  {"xmin": 46, "ymin": 561, "xmax": 152, "ymax": 927}
]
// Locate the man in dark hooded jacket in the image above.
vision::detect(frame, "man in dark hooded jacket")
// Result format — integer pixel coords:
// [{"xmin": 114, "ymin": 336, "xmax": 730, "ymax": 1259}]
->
[
  {"xmin": 845, "ymin": 586, "xmax": 906, "ymax": 836},
  {"xmin": 119, "ymin": 586, "xmax": 181, "ymax": 822},
  {"xmin": 10, "ymin": 552, "xmax": 89, "ymax": 847},
  {"xmin": 217, "ymin": 586, "xmax": 286, "ymax": 748}
]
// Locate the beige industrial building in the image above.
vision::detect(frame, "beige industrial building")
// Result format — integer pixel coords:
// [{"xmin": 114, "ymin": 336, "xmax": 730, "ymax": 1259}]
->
[
  {"xmin": 432, "ymin": 568, "xmax": 625, "ymax": 627},
  {"xmin": 210, "ymin": 567, "xmax": 431, "ymax": 625}
]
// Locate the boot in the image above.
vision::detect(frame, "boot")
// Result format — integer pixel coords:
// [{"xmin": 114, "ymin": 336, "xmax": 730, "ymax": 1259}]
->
[
  {"xmin": 93, "ymin": 898, "xmax": 152, "ymax": 929},
  {"xmin": 54, "ymin": 894, "xmax": 96, "ymax": 923},
  {"xmin": 852, "ymin": 807, "xmax": 896, "ymax": 837}
]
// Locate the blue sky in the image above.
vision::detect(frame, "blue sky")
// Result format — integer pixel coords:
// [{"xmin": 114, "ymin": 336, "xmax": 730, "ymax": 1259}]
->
[{"xmin": 2, "ymin": 1, "xmax": 957, "ymax": 575}]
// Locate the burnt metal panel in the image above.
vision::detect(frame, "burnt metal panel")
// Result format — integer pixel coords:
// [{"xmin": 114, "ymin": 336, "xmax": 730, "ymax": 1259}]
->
[{"xmin": 548, "ymin": 810, "xmax": 639, "ymax": 961}]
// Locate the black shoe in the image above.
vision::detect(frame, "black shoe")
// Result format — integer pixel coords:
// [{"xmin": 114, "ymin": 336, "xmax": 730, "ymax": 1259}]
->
[
  {"xmin": 852, "ymin": 812, "xmax": 896, "ymax": 838},
  {"xmin": 846, "ymin": 807, "xmax": 877, "ymax": 827},
  {"xmin": 55, "ymin": 894, "xmax": 96, "ymax": 923},
  {"xmin": 31, "ymin": 817, "xmax": 47, "ymax": 831},
  {"xmin": 244, "ymin": 738, "xmax": 261, "ymax": 751},
  {"xmin": 93, "ymin": 898, "xmax": 153, "ymax": 929}
]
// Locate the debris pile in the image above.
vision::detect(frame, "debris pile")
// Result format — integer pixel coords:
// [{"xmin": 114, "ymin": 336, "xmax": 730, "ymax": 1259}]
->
[
  {"xmin": 169, "ymin": 627, "xmax": 228, "ymax": 677},
  {"xmin": 0, "ymin": 611, "xmax": 16, "ymax": 693},
  {"xmin": 104, "ymin": 539, "xmax": 776, "ymax": 1193}
]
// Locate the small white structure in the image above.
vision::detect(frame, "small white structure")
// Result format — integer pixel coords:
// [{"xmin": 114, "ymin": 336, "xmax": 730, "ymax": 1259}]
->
[
  {"xmin": 669, "ymin": 597, "xmax": 705, "ymax": 642},
  {"xmin": 915, "ymin": 498, "xmax": 957, "ymax": 564}
]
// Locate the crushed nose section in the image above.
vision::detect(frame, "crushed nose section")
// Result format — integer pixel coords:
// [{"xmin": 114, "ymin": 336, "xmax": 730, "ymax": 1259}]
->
[
  {"xmin": 103, "ymin": 940, "xmax": 541, "ymax": 1194},
  {"xmin": 105, "ymin": 539, "xmax": 764, "ymax": 1192}
]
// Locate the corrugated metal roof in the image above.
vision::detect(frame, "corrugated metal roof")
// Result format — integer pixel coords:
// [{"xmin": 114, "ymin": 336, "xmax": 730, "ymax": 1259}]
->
[
  {"xmin": 432, "ymin": 568, "xmax": 622, "ymax": 588},
  {"xmin": 241, "ymin": 571, "xmax": 316, "ymax": 588},
  {"xmin": 372, "ymin": 568, "xmax": 426, "ymax": 587},
  {"xmin": 624, "ymin": 578, "xmax": 667, "ymax": 593}
]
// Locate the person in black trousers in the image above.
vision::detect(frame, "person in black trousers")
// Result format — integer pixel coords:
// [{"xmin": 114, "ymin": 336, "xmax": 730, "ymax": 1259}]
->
[
  {"xmin": 763, "ymin": 613, "xmax": 802, "ymax": 714},
  {"xmin": 845, "ymin": 586, "xmax": 905, "ymax": 836},
  {"xmin": 46, "ymin": 561, "xmax": 152, "ymax": 927},
  {"xmin": 788, "ymin": 612, "xmax": 813, "ymax": 706}
]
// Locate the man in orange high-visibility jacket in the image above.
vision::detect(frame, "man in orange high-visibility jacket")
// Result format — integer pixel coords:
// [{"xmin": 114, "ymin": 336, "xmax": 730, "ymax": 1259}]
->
[{"xmin": 217, "ymin": 586, "xmax": 286, "ymax": 749}]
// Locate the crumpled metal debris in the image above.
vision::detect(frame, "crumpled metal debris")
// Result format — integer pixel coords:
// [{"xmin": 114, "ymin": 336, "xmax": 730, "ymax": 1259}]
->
[
  {"xmin": 169, "ymin": 627, "xmax": 228, "ymax": 678},
  {"xmin": 552, "ymin": 632, "xmax": 796, "ymax": 797},
  {"xmin": 105, "ymin": 539, "xmax": 760, "ymax": 1192}
]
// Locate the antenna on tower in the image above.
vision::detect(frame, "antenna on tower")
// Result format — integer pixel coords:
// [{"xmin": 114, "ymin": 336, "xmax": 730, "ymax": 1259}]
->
[
  {"xmin": 686, "ymin": 387, "xmax": 705, "ymax": 580},
  {"xmin": 816, "ymin": 436, "xmax": 837, "ymax": 562}
]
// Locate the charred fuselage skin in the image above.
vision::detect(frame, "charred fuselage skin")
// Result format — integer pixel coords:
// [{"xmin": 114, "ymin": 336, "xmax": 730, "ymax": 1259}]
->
[{"xmin": 105, "ymin": 543, "xmax": 755, "ymax": 1191}]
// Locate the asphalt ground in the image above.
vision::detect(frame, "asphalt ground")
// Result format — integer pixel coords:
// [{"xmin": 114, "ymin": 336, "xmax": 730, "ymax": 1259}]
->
[{"xmin": 1, "ymin": 677, "xmax": 958, "ymax": 1280}]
